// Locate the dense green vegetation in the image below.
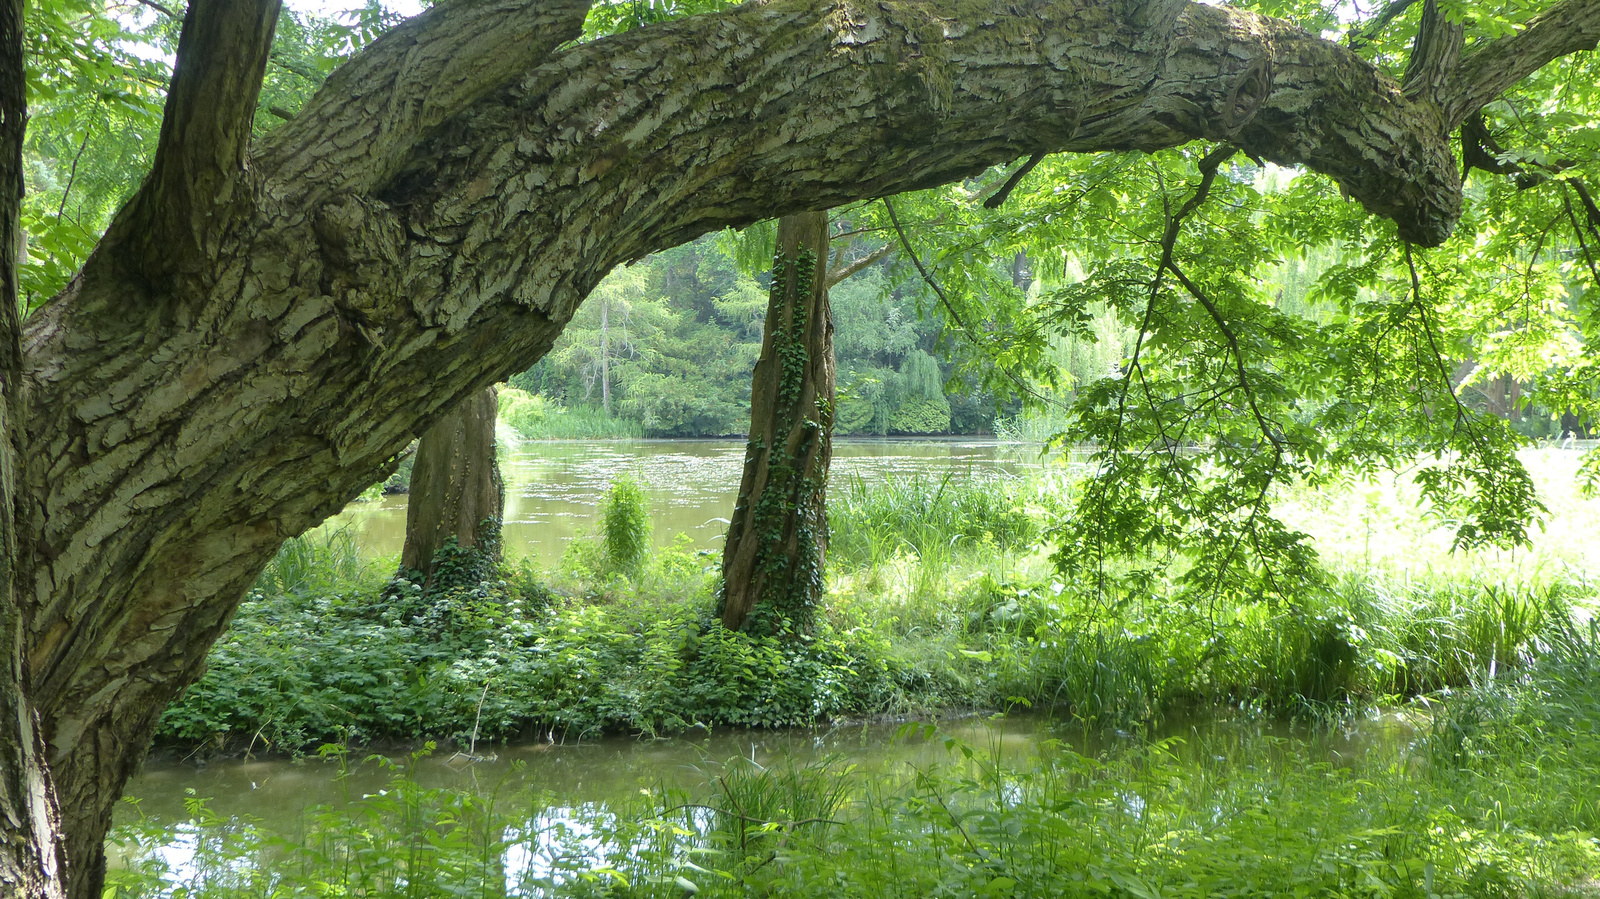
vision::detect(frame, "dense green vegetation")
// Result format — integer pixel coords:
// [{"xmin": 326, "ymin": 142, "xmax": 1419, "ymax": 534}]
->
[
  {"xmin": 157, "ymin": 456, "xmax": 1597, "ymax": 751},
  {"xmin": 17, "ymin": 0, "xmax": 1600, "ymax": 896},
  {"xmin": 506, "ymin": 234, "xmax": 997, "ymax": 438},
  {"xmin": 127, "ymin": 446, "xmax": 1600, "ymax": 897}
]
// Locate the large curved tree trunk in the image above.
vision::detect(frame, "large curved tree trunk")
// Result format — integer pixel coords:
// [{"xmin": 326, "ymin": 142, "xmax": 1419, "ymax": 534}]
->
[
  {"xmin": 402, "ymin": 386, "xmax": 504, "ymax": 580},
  {"xmin": 4, "ymin": 0, "xmax": 1598, "ymax": 893},
  {"xmin": 721, "ymin": 212, "xmax": 834, "ymax": 633}
]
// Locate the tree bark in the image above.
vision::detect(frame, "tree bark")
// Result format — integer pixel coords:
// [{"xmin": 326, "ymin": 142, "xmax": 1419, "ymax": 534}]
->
[
  {"xmin": 401, "ymin": 386, "xmax": 504, "ymax": 581},
  {"xmin": 1, "ymin": 2, "xmax": 65, "ymax": 893},
  {"xmin": 721, "ymin": 212, "xmax": 834, "ymax": 633},
  {"xmin": 4, "ymin": 0, "xmax": 1598, "ymax": 893}
]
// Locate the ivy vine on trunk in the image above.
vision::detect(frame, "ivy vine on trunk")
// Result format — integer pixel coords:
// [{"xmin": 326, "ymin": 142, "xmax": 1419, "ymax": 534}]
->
[{"xmin": 721, "ymin": 212, "xmax": 834, "ymax": 634}]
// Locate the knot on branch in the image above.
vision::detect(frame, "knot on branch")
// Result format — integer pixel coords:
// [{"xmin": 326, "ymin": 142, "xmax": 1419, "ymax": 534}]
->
[
  {"xmin": 312, "ymin": 195, "xmax": 410, "ymax": 344},
  {"xmin": 1221, "ymin": 54, "xmax": 1273, "ymax": 138}
]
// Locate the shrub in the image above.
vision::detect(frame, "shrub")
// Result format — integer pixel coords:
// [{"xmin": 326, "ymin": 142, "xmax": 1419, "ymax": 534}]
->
[{"xmin": 601, "ymin": 474, "xmax": 651, "ymax": 576}]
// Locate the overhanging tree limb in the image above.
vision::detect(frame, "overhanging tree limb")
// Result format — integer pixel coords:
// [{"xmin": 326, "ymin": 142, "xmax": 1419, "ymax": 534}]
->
[
  {"xmin": 255, "ymin": 0, "xmax": 594, "ymax": 201},
  {"xmin": 1441, "ymin": 0, "xmax": 1600, "ymax": 126}
]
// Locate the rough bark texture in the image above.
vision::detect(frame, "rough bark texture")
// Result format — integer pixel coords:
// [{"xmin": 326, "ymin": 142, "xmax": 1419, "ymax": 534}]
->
[
  {"xmin": 721, "ymin": 212, "xmax": 834, "ymax": 633},
  {"xmin": 401, "ymin": 386, "xmax": 504, "ymax": 579},
  {"xmin": 1, "ymin": 0, "xmax": 65, "ymax": 893},
  {"xmin": 5, "ymin": 0, "xmax": 1599, "ymax": 894}
]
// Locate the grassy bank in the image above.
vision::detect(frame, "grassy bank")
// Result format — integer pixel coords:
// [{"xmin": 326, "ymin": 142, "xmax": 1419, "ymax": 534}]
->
[
  {"xmin": 125, "ymin": 457, "xmax": 1600, "ymax": 897},
  {"xmin": 499, "ymin": 387, "xmax": 645, "ymax": 440}
]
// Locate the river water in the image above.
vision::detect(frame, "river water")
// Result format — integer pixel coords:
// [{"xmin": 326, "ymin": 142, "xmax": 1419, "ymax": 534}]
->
[
  {"xmin": 119, "ymin": 710, "xmax": 1426, "ymax": 889},
  {"xmin": 119, "ymin": 439, "xmax": 1062, "ymax": 872},
  {"xmin": 330, "ymin": 437, "xmax": 1048, "ymax": 566}
]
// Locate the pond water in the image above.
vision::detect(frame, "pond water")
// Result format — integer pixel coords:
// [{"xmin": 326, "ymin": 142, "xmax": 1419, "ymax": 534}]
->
[
  {"xmin": 330, "ymin": 438, "xmax": 1049, "ymax": 566},
  {"xmin": 118, "ymin": 709, "xmax": 1425, "ymax": 887}
]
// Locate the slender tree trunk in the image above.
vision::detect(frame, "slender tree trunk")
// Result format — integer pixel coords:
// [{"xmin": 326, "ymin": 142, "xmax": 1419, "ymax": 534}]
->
[
  {"xmin": 1011, "ymin": 250, "xmax": 1033, "ymax": 293},
  {"xmin": 401, "ymin": 387, "xmax": 505, "ymax": 580},
  {"xmin": 600, "ymin": 297, "xmax": 611, "ymax": 415},
  {"xmin": 721, "ymin": 212, "xmax": 834, "ymax": 633},
  {"xmin": 1485, "ymin": 372, "xmax": 1509, "ymax": 419}
]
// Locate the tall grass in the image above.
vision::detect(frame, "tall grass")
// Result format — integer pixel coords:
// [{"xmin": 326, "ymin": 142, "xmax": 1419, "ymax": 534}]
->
[
  {"xmin": 829, "ymin": 472, "xmax": 1037, "ymax": 569},
  {"xmin": 254, "ymin": 527, "xmax": 378, "ymax": 598}
]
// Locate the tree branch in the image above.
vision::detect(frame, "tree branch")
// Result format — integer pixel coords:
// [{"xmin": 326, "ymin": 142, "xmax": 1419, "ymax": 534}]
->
[
  {"xmin": 1347, "ymin": 0, "xmax": 1419, "ymax": 50},
  {"xmin": 824, "ymin": 242, "xmax": 893, "ymax": 288},
  {"xmin": 104, "ymin": 0, "xmax": 281, "ymax": 294},
  {"xmin": 1401, "ymin": 0, "xmax": 1463, "ymax": 100},
  {"xmin": 347, "ymin": 0, "xmax": 1472, "ymax": 272},
  {"xmin": 1154, "ymin": 147, "xmax": 1283, "ymax": 453},
  {"xmin": 256, "ymin": 0, "xmax": 595, "ymax": 202},
  {"xmin": 1441, "ymin": 0, "xmax": 1600, "ymax": 127},
  {"xmin": 131, "ymin": 0, "xmax": 179, "ymax": 20},
  {"xmin": 983, "ymin": 153, "xmax": 1045, "ymax": 209}
]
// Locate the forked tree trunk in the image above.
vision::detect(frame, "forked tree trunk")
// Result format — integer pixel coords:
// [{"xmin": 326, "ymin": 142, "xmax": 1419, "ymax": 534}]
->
[
  {"xmin": 401, "ymin": 386, "xmax": 505, "ymax": 580},
  {"xmin": 3, "ymin": 0, "xmax": 1592, "ymax": 892},
  {"xmin": 721, "ymin": 212, "xmax": 834, "ymax": 633}
]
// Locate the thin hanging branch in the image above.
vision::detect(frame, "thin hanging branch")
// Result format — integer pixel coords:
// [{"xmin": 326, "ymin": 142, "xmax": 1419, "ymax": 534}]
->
[
  {"xmin": 1565, "ymin": 187, "xmax": 1600, "ymax": 291},
  {"xmin": 882, "ymin": 196, "xmax": 1062, "ymax": 411},
  {"xmin": 1149, "ymin": 146, "xmax": 1282, "ymax": 453},
  {"xmin": 983, "ymin": 152, "xmax": 1045, "ymax": 209},
  {"xmin": 53, "ymin": 122, "xmax": 95, "ymax": 221},
  {"xmin": 1405, "ymin": 241, "xmax": 1476, "ymax": 438}
]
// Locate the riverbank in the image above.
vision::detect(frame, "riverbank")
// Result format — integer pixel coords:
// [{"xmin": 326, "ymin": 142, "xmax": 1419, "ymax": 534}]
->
[
  {"xmin": 115, "ymin": 642, "xmax": 1600, "ymax": 897},
  {"xmin": 119, "ymin": 453, "xmax": 1600, "ymax": 897},
  {"xmin": 156, "ymin": 460, "xmax": 1600, "ymax": 756}
]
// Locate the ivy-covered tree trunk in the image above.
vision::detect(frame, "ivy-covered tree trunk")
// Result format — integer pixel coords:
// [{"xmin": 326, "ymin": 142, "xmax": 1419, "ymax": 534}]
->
[
  {"xmin": 721, "ymin": 212, "xmax": 834, "ymax": 633},
  {"xmin": 401, "ymin": 386, "xmax": 504, "ymax": 580}
]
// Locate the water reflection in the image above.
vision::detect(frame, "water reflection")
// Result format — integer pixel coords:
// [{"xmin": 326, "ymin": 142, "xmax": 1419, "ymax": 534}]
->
[{"xmin": 124, "ymin": 710, "xmax": 1423, "ymax": 831}]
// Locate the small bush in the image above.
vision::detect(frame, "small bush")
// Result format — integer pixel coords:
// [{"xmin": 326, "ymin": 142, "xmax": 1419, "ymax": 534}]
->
[{"xmin": 601, "ymin": 474, "xmax": 651, "ymax": 577}]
